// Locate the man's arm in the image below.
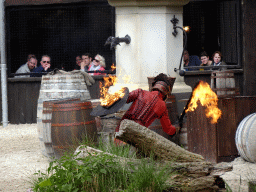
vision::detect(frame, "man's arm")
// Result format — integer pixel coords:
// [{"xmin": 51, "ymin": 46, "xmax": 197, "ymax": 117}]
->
[
  {"xmin": 160, "ymin": 110, "xmax": 176, "ymax": 135},
  {"xmin": 30, "ymin": 66, "xmax": 44, "ymax": 77}
]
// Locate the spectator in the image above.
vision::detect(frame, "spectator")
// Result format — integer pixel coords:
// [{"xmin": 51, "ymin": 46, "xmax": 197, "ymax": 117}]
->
[
  {"xmin": 211, "ymin": 51, "xmax": 227, "ymax": 70},
  {"xmin": 31, "ymin": 55, "xmax": 52, "ymax": 77},
  {"xmin": 15, "ymin": 54, "xmax": 37, "ymax": 78},
  {"xmin": 183, "ymin": 50, "xmax": 201, "ymax": 71},
  {"xmin": 200, "ymin": 51, "xmax": 212, "ymax": 71},
  {"xmin": 89, "ymin": 54, "xmax": 106, "ymax": 75},
  {"xmin": 74, "ymin": 55, "xmax": 82, "ymax": 70},
  {"xmin": 80, "ymin": 53, "xmax": 93, "ymax": 71}
]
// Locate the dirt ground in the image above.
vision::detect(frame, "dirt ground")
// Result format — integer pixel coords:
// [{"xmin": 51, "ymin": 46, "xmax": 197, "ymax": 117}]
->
[{"xmin": 0, "ymin": 124, "xmax": 255, "ymax": 192}]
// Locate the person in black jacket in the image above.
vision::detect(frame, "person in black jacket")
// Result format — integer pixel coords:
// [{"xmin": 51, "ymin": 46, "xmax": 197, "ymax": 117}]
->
[{"xmin": 31, "ymin": 55, "xmax": 52, "ymax": 77}]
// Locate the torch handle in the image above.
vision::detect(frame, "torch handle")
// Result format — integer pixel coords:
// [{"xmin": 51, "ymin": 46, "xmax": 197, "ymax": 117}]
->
[{"xmin": 177, "ymin": 80, "xmax": 202, "ymax": 130}]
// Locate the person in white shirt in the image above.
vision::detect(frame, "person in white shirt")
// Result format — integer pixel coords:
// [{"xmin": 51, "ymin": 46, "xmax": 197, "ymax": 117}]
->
[{"xmin": 15, "ymin": 54, "xmax": 37, "ymax": 78}]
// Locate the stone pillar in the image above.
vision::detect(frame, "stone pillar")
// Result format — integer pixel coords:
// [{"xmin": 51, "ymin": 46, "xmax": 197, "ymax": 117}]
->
[{"xmin": 108, "ymin": 0, "xmax": 191, "ymax": 93}]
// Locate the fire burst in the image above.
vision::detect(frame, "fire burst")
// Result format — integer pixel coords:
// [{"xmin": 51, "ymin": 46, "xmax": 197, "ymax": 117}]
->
[
  {"xmin": 111, "ymin": 63, "xmax": 116, "ymax": 71},
  {"xmin": 186, "ymin": 81, "xmax": 222, "ymax": 124},
  {"xmin": 99, "ymin": 75, "xmax": 125, "ymax": 107}
]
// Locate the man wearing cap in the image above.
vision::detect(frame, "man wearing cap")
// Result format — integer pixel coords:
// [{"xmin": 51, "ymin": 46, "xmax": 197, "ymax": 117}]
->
[{"xmin": 115, "ymin": 73, "xmax": 179, "ymax": 137}]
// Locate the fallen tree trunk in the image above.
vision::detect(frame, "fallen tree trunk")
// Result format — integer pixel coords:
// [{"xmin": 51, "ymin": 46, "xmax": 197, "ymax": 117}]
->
[
  {"xmin": 74, "ymin": 145, "xmax": 232, "ymax": 191},
  {"xmin": 115, "ymin": 119, "xmax": 204, "ymax": 162}
]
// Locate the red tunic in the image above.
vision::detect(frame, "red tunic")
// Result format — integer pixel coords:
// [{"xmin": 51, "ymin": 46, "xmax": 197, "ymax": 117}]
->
[{"xmin": 116, "ymin": 89, "xmax": 176, "ymax": 135}]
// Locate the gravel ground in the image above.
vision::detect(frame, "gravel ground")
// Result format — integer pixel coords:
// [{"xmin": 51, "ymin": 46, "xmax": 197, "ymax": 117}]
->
[
  {"xmin": 0, "ymin": 124, "xmax": 49, "ymax": 192},
  {"xmin": 0, "ymin": 124, "xmax": 255, "ymax": 192}
]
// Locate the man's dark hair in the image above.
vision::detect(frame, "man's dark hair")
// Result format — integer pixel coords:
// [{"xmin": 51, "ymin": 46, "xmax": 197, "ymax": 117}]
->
[
  {"xmin": 27, "ymin": 54, "xmax": 36, "ymax": 61},
  {"xmin": 200, "ymin": 51, "xmax": 209, "ymax": 57},
  {"xmin": 152, "ymin": 73, "xmax": 170, "ymax": 87},
  {"xmin": 82, "ymin": 53, "xmax": 91, "ymax": 58}
]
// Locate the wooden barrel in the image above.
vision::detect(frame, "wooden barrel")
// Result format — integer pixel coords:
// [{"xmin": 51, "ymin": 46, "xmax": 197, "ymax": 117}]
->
[
  {"xmin": 235, "ymin": 113, "xmax": 256, "ymax": 163},
  {"xmin": 37, "ymin": 72, "xmax": 91, "ymax": 157},
  {"xmin": 42, "ymin": 98, "xmax": 80, "ymax": 158},
  {"xmin": 51, "ymin": 100, "xmax": 97, "ymax": 159},
  {"xmin": 211, "ymin": 70, "xmax": 239, "ymax": 97}
]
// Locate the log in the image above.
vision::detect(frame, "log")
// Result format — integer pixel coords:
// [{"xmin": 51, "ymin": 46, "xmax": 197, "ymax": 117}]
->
[
  {"xmin": 115, "ymin": 119, "xmax": 204, "ymax": 162},
  {"xmin": 74, "ymin": 145, "xmax": 232, "ymax": 191}
]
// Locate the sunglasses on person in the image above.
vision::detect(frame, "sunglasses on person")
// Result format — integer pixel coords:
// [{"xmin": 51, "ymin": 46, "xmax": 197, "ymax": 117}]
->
[
  {"xmin": 94, "ymin": 59, "xmax": 100, "ymax": 63},
  {"xmin": 42, "ymin": 61, "xmax": 51, "ymax": 64}
]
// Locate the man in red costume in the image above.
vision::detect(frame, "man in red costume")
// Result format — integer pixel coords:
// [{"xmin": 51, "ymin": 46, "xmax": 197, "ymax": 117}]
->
[{"xmin": 115, "ymin": 73, "xmax": 179, "ymax": 136}]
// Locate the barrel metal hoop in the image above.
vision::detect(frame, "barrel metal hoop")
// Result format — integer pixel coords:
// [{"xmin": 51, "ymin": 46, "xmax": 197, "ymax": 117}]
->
[
  {"xmin": 42, "ymin": 110, "xmax": 53, "ymax": 114},
  {"xmin": 52, "ymin": 102, "xmax": 92, "ymax": 108},
  {"xmin": 42, "ymin": 119, "xmax": 52, "ymax": 123},
  {"xmin": 44, "ymin": 142, "xmax": 52, "ymax": 146},
  {"xmin": 51, "ymin": 120, "xmax": 96, "ymax": 127},
  {"xmin": 52, "ymin": 106, "xmax": 93, "ymax": 112}
]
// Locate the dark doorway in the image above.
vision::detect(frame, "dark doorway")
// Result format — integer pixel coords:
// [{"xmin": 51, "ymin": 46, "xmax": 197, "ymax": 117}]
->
[
  {"xmin": 183, "ymin": 0, "xmax": 241, "ymax": 66},
  {"xmin": 6, "ymin": 1, "xmax": 115, "ymax": 74}
]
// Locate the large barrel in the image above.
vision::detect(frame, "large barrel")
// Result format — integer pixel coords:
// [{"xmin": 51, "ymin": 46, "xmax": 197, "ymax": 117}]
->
[
  {"xmin": 37, "ymin": 72, "xmax": 91, "ymax": 157},
  {"xmin": 51, "ymin": 100, "xmax": 97, "ymax": 159},
  {"xmin": 235, "ymin": 113, "xmax": 256, "ymax": 163}
]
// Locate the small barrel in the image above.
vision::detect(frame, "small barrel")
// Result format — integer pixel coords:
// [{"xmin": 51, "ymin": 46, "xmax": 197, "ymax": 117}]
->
[
  {"xmin": 37, "ymin": 72, "xmax": 91, "ymax": 157},
  {"xmin": 51, "ymin": 100, "xmax": 97, "ymax": 159},
  {"xmin": 235, "ymin": 113, "xmax": 256, "ymax": 163},
  {"xmin": 211, "ymin": 70, "xmax": 239, "ymax": 97},
  {"xmin": 42, "ymin": 98, "xmax": 80, "ymax": 158}
]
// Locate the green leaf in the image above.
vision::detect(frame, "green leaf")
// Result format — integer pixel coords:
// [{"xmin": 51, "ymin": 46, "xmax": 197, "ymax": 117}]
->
[
  {"xmin": 61, "ymin": 184, "xmax": 72, "ymax": 191},
  {"xmin": 100, "ymin": 169, "xmax": 107, "ymax": 174},
  {"xmin": 76, "ymin": 172, "xmax": 83, "ymax": 179},
  {"xmin": 38, "ymin": 178, "xmax": 52, "ymax": 187}
]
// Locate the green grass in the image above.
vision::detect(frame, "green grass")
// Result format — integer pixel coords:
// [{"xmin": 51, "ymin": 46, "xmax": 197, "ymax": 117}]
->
[{"xmin": 31, "ymin": 135, "xmax": 174, "ymax": 192}]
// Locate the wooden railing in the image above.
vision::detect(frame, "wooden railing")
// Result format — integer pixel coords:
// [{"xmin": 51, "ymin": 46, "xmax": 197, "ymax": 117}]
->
[{"xmin": 3, "ymin": 75, "xmax": 108, "ymax": 124}]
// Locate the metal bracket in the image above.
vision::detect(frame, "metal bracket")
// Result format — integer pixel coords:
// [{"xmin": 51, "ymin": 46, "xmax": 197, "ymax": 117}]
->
[
  {"xmin": 170, "ymin": 15, "xmax": 179, "ymax": 37},
  {"xmin": 104, "ymin": 34, "xmax": 131, "ymax": 50}
]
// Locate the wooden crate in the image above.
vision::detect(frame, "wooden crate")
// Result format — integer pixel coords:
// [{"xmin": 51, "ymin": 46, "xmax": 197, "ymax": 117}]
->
[{"xmin": 187, "ymin": 96, "xmax": 256, "ymax": 163}]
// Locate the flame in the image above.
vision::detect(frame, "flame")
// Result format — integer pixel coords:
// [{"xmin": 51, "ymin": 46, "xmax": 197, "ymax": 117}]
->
[
  {"xmin": 186, "ymin": 81, "xmax": 222, "ymax": 124},
  {"xmin": 111, "ymin": 63, "xmax": 116, "ymax": 71},
  {"xmin": 100, "ymin": 75, "xmax": 125, "ymax": 107}
]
